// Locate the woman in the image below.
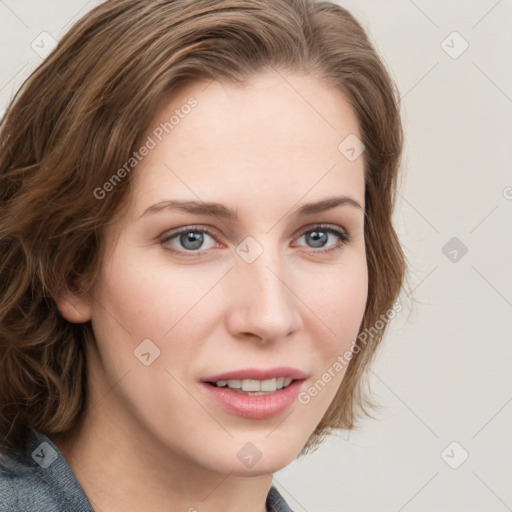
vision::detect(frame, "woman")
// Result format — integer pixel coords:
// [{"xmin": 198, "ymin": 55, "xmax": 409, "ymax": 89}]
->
[{"xmin": 0, "ymin": 0, "xmax": 405, "ymax": 510}]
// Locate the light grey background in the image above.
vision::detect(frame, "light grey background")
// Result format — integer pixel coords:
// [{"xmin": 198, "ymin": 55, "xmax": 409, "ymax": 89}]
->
[{"xmin": 1, "ymin": 1, "xmax": 511, "ymax": 511}]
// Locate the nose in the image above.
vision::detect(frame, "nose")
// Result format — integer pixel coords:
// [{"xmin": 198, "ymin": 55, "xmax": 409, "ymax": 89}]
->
[{"xmin": 225, "ymin": 245, "xmax": 303, "ymax": 343}]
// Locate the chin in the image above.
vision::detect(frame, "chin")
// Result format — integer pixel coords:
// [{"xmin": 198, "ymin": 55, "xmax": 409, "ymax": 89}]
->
[
  {"xmin": 210, "ymin": 435, "xmax": 306, "ymax": 477},
  {"xmin": 219, "ymin": 452, "xmax": 298, "ymax": 477}
]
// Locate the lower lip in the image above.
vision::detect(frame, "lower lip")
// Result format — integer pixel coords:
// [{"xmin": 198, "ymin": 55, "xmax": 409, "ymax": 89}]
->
[{"xmin": 200, "ymin": 380, "xmax": 304, "ymax": 419}]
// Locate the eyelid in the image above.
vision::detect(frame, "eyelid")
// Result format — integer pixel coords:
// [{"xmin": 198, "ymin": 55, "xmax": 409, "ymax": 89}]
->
[
  {"xmin": 292, "ymin": 222, "xmax": 349, "ymax": 240},
  {"xmin": 161, "ymin": 224, "xmax": 218, "ymax": 239}
]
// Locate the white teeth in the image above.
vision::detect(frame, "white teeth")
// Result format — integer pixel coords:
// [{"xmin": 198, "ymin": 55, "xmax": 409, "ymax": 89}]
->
[
  {"xmin": 242, "ymin": 379, "xmax": 261, "ymax": 392},
  {"xmin": 213, "ymin": 377, "xmax": 293, "ymax": 391},
  {"xmin": 260, "ymin": 378, "xmax": 277, "ymax": 392}
]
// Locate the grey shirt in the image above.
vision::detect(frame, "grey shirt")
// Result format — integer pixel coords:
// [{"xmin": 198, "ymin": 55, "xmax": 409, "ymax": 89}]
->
[{"xmin": 0, "ymin": 429, "xmax": 293, "ymax": 512}]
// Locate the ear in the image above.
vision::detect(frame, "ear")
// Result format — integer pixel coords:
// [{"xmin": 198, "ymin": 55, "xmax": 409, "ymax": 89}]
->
[{"xmin": 56, "ymin": 289, "xmax": 93, "ymax": 324}]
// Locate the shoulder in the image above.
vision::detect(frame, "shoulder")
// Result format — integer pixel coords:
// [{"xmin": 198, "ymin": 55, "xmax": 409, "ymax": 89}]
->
[
  {"xmin": 266, "ymin": 485, "xmax": 295, "ymax": 512},
  {"xmin": 0, "ymin": 430, "xmax": 93, "ymax": 512},
  {"xmin": 0, "ymin": 444, "xmax": 33, "ymax": 512}
]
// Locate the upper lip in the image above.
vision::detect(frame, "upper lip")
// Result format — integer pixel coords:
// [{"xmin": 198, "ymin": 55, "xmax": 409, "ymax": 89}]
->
[{"xmin": 202, "ymin": 366, "xmax": 308, "ymax": 382}]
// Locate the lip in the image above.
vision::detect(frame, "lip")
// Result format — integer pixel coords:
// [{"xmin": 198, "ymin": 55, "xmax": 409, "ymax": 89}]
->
[
  {"xmin": 200, "ymin": 367, "xmax": 308, "ymax": 420},
  {"xmin": 201, "ymin": 366, "xmax": 308, "ymax": 382},
  {"xmin": 200, "ymin": 379, "xmax": 305, "ymax": 419}
]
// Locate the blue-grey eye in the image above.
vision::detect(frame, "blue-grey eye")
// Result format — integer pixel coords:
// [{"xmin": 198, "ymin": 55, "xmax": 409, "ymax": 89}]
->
[
  {"xmin": 297, "ymin": 227, "xmax": 348, "ymax": 249},
  {"xmin": 306, "ymin": 230, "xmax": 328, "ymax": 248},
  {"xmin": 165, "ymin": 229, "xmax": 217, "ymax": 252},
  {"xmin": 180, "ymin": 232, "xmax": 204, "ymax": 250}
]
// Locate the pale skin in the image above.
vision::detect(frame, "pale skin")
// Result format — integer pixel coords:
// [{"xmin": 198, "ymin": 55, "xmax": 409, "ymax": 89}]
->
[{"xmin": 54, "ymin": 70, "xmax": 368, "ymax": 512}]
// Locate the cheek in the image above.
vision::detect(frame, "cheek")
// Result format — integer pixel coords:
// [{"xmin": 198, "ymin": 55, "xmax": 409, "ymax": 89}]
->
[
  {"xmin": 92, "ymin": 245, "xmax": 223, "ymax": 342},
  {"xmin": 298, "ymin": 255, "xmax": 368, "ymax": 350},
  {"xmin": 295, "ymin": 261, "xmax": 368, "ymax": 417},
  {"xmin": 332, "ymin": 269, "xmax": 368, "ymax": 343}
]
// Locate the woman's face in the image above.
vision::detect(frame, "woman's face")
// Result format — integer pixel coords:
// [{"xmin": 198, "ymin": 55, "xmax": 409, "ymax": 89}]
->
[{"xmin": 62, "ymin": 71, "xmax": 368, "ymax": 476}]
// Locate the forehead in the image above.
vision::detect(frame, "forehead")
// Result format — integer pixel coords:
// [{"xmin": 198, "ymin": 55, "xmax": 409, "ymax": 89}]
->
[{"xmin": 130, "ymin": 71, "xmax": 365, "ymax": 218}]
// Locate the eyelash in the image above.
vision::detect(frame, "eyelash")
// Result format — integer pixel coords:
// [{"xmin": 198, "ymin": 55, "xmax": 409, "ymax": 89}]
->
[{"xmin": 161, "ymin": 224, "xmax": 351, "ymax": 258}]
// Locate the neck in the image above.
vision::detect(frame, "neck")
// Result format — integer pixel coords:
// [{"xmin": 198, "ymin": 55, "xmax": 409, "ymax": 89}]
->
[{"xmin": 52, "ymin": 406, "xmax": 273, "ymax": 512}]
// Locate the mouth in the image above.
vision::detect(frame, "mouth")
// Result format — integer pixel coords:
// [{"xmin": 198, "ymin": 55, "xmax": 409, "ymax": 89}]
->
[
  {"xmin": 206, "ymin": 376, "xmax": 294, "ymax": 395},
  {"xmin": 200, "ymin": 367, "xmax": 307, "ymax": 419}
]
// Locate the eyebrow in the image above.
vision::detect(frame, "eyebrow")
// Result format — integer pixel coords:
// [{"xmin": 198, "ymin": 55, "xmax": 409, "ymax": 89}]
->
[{"xmin": 140, "ymin": 195, "xmax": 364, "ymax": 220}]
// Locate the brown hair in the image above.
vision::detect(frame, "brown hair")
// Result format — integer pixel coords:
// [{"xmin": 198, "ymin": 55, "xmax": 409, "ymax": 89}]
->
[{"xmin": 0, "ymin": 0, "xmax": 405, "ymax": 459}]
